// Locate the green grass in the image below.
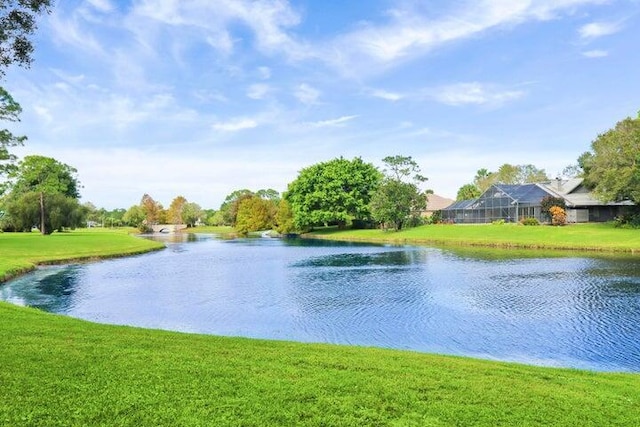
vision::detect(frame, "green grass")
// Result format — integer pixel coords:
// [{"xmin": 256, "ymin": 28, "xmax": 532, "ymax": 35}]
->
[
  {"xmin": 309, "ymin": 222, "xmax": 640, "ymax": 252},
  {"xmin": 1, "ymin": 302, "xmax": 638, "ymax": 426},
  {"xmin": 1, "ymin": 227, "xmax": 639, "ymax": 425},
  {"xmin": 0, "ymin": 229, "xmax": 164, "ymax": 281}
]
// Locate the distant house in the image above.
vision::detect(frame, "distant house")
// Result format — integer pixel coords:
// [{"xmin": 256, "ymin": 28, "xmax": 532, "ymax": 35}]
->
[
  {"xmin": 441, "ymin": 178, "xmax": 633, "ymax": 224},
  {"xmin": 425, "ymin": 193, "xmax": 455, "ymax": 217}
]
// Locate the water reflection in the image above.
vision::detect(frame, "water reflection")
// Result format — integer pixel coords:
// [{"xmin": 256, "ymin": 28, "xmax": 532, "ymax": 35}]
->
[{"xmin": 2, "ymin": 235, "xmax": 640, "ymax": 372}]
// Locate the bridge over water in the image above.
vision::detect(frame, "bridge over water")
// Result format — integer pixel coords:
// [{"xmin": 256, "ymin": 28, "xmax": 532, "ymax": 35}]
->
[{"xmin": 151, "ymin": 224, "xmax": 188, "ymax": 233}]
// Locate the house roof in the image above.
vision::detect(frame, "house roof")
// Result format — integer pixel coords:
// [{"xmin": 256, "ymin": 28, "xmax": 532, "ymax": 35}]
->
[
  {"xmin": 537, "ymin": 178, "xmax": 633, "ymax": 207},
  {"xmin": 443, "ymin": 178, "xmax": 634, "ymax": 211},
  {"xmin": 426, "ymin": 193, "xmax": 455, "ymax": 211}
]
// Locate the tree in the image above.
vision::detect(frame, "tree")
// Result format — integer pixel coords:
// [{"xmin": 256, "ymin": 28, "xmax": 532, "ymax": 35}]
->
[
  {"xmin": 474, "ymin": 168, "xmax": 494, "ymax": 192},
  {"xmin": 219, "ymin": 189, "xmax": 254, "ymax": 226},
  {"xmin": 0, "ymin": 0, "xmax": 53, "ymax": 75},
  {"xmin": 235, "ymin": 196, "xmax": 273, "ymax": 235},
  {"xmin": 456, "ymin": 183, "xmax": 481, "ymax": 201},
  {"xmin": 285, "ymin": 157, "xmax": 381, "ymax": 230},
  {"xmin": 540, "ymin": 196, "xmax": 566, "ymax": 222},
  {"xmin": 140, "ymin": 194, "xmax": 163, "ymax": 231},
  {"xmin": 0, "ymin": 87, "xmax": 26, "ymax": 189},
  {"xmin": 167, "ymin": 195, "xmax": 187, "ymax": 224},
  {"xmin": 274, "ymin": 199, "xmax": 295, "ymax": 234},
  {"xmin": 123, "ymin": 205, "xmax": 145, "ymax": 229},
  {"xmin": 370, "ymin": 156, "xmax": 428, "ymax": 231},
  {"xmin": 0, "ymin": 1, "xmax": 53, "ymax": 190},
  {"xmin": 582, "ymin": 114, "xmax": 640, "ymax": 203},
  {"xmin": 6, "ymin": 155, "xmax": 81, "ymax": 234},
  {"xmin": 182, "ymin": 202, "xmax": 203, "ymax": 227}
]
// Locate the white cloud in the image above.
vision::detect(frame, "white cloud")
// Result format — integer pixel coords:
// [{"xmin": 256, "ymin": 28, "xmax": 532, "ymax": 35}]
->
[
  {"xmin": 322, "ymin": 0, "xmax": 607, "ymax": 75},
  {"xmin": 294, "ymin": 83, "xmax": 321, "ymax": 105},
  {"xmin": 369, "ymin": 88, "xmax": 403, "ymax": 102},
  {"xmin": 579, "ymin": 21, "xmax": 621, "ymax": 39},
  {"xmin": 430, "ymin": 82, "xmax": 525, "ymax": 107},
  {"xmin": 247, "ymin": 83, "xmax": 271, "ymax": 100},
  {"xmin": 212, "ymin": 118, "xmax": 258, "ymax": 132},
  {"xmin": 582, "ymin": 49, "xmax": 608, "ymax": 58},
  {"xmin": 86, "ymin": 0, "xmax": 114, "ymax": 13},
  {"xmin": 307, "ymin": 115, "xmax": 358, "ymax": 128}
]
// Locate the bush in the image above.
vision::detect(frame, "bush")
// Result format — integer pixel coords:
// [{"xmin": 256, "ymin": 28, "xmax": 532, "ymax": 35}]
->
[
  {"xmin": 549, "ymin": 206, "xmax": 567, "ymax": 226},
  {"xmin": 613, "ymin": 210, "xmax": 640, "ymax": 228},
  {"xmin": 492, "ymin": 219, "xmax": 506, "ymax": 225},
  {"xmin": 519, "ymin": 217, "xmax": 540, "ymax": 226}
]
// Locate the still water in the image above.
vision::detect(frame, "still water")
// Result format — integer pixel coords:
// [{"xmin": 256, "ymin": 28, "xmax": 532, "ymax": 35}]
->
[{"xmin": 2, "ymin": 234, "xmax": 640, "ymax": 372}]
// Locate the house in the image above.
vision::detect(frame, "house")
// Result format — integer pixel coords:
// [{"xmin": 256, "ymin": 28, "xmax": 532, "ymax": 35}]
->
[
  {"xmin": 441, "ymin": 178, "xmax": 633, "ymax": 224},
  {"xmin": 424, "ymin": 193, "xmax": 455, "ymax": 217}
]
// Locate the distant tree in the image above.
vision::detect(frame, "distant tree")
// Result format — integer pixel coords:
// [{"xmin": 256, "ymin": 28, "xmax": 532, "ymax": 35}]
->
[
  {"xmin": 581, "ymin": 114, "xmax": 640, "ymax": 203},
  {"xmin": 167, "ymin": 195, "xmax": 187, "ymax": 224},
  {"xmin": 285, "ymin": 157, "xmax": 381, "ymax": 230},
  {"xmin": 456, "ymin": 183, "xmax": 481, "ymax": 201},
  {"xmin": 235, "ymin": 196, "xmax": 273, "ymax": 235},
  {"xmin": 182, "ymin": 202, "xmax": 203, "ymax": 227},
  {"xmin": 219, "ymin": 189, "xmax": 254, "ymax": 226},
  {"xmin": 255, "ymin": 188, "xmax": 280, "ymax": 201},
  {"xmin": 6, "ymin": 155, "xmax": 81, "ymax": 234},
  {"xmin": 140, "ymin": 194, "xmax": 163, "ymax": 231},
  {"xmin": 123, "ymin": 205, "xmax": 145, "ymax": 229},
  {"xmin": 516, "ymin": 164, "xmax": 549, "ymax": 184},
  {"xmin": 274, "ymin": 198, "xmax": 295, "ymax": 234},
  {"xmin": 370, "ymin": 155, "xmax": 427, "ymax": 231},
  {"xmin": 474, "ymin": 168, "xmax": 495, "ymax": 192}
]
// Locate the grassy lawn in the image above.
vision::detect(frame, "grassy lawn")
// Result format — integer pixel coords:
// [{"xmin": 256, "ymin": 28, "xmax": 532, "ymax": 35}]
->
[
  {"xmin": 0, "ymin": 228, "xmax": 164, "ymax": 281},
  {"xmin": 1, "ymin": 227, "xmax": 639, "ymax": 425},
  {"xmin": 309, "ymin": 222, "xmax": 640, "ymax": 252},
  {"xmin": 1, "ymin": 302, "xmax": 638, "ymax": 426}
]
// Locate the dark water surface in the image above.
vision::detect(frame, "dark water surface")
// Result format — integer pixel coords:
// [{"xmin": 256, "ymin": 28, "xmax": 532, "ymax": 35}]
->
[{"xmin": 3, "ymin": 234, "xmax": 640, "ymax": 372}]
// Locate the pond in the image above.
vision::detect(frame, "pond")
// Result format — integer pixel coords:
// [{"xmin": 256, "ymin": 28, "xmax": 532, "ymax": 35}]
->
[{"xmin": 2, "ymin": 234, "xmax": 640, "ymax": 372}]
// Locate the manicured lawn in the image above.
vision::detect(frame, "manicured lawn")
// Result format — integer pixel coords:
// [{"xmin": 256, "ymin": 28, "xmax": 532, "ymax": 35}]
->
[
  {"xmin": 1, "ymin": 227, "xmax": 639, "ymax": 425},
  {"xmin": 0, "ymin": 229, "xmax": 164, "ymax": 281},
  {"xmin": 309, "ymin": 222, "xmax": 640, "ymax": 252},
  {"xmin": 1, "ymin": 302, "xmax": 638, "ymax": 426}
]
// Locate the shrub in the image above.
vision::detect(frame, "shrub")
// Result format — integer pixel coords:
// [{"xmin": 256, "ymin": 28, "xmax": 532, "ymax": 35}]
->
[
  {"xmin": 549, "ymin": 206, "xmax": 567, "ymax": 226},
  {"xmin": 492, "ymin": 219, "xmax": 506, "ymax": 225},
  {"xmin": 519, "ymin": 217, "xmax": 540, "ymax": 226}
]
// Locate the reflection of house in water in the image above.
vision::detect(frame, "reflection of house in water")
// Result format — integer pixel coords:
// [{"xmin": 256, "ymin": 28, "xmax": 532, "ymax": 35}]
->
[{"xmin": 441, "ymin": 178, "xmax": 633, "ymax": 224}]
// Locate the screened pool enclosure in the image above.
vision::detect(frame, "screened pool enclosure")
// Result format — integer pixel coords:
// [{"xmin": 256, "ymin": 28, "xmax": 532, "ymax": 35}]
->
[{"xmin": 442, "ymin": 184, "xmax": 556, "ymax": 224}]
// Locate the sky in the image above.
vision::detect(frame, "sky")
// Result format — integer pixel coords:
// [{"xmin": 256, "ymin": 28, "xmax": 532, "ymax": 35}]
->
[{"xmin": 4, "ymin": 0, "xmax": 640, "ymax": 210}]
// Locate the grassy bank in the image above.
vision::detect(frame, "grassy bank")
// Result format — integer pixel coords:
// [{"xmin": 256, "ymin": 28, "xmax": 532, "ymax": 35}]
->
[
  {"xmin": 1, "ymin": 302, "xmax": 638, "ymax": 426},
  {"xmin": 0, "ymin": 229, "xmax": 164, "ymax": 281},
  {"xmin": 308, "ymin": 223, "xmax": 640, "ymax": 252}
]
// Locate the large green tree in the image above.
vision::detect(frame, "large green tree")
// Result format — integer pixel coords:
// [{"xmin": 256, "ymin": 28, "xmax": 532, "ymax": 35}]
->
[
  {"xmin": 370, "ymin": 155, "xmax": 427, "ymax": 231},
  {"xmin": 285, "ymin": 157, "xmax": 381, "ymax": 230},
  {"xmin": 3, "ymin": 155, "xmax": 83, "ymax": 234},
  {"xmin": 582, "ymin": 113, "xmax": 640, "ymax": 203}
]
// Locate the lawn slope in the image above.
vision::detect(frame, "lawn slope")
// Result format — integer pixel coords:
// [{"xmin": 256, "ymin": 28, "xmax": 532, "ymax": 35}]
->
[
  {"xmin": 309, "ymin": 223, "xmax": 640, "ymax": 252},
  {"xmin": 1, "ymin": 302, "xmax": 638, "ymax": 426},
  {"xmin": 0, "ymin": 229, "xmax": 164, "ymax": 281}
]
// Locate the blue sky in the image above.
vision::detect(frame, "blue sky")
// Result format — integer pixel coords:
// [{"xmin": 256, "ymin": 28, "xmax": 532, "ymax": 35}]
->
[{"xmin": 5, "ymin": 0, "xmax": 640, "ymax": 210}]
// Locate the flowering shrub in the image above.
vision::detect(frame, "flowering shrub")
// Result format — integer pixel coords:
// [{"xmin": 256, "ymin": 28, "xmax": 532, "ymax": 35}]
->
[{"xmin": 549, "ymin": 206, "xmax": 567, "ymax": 226}]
